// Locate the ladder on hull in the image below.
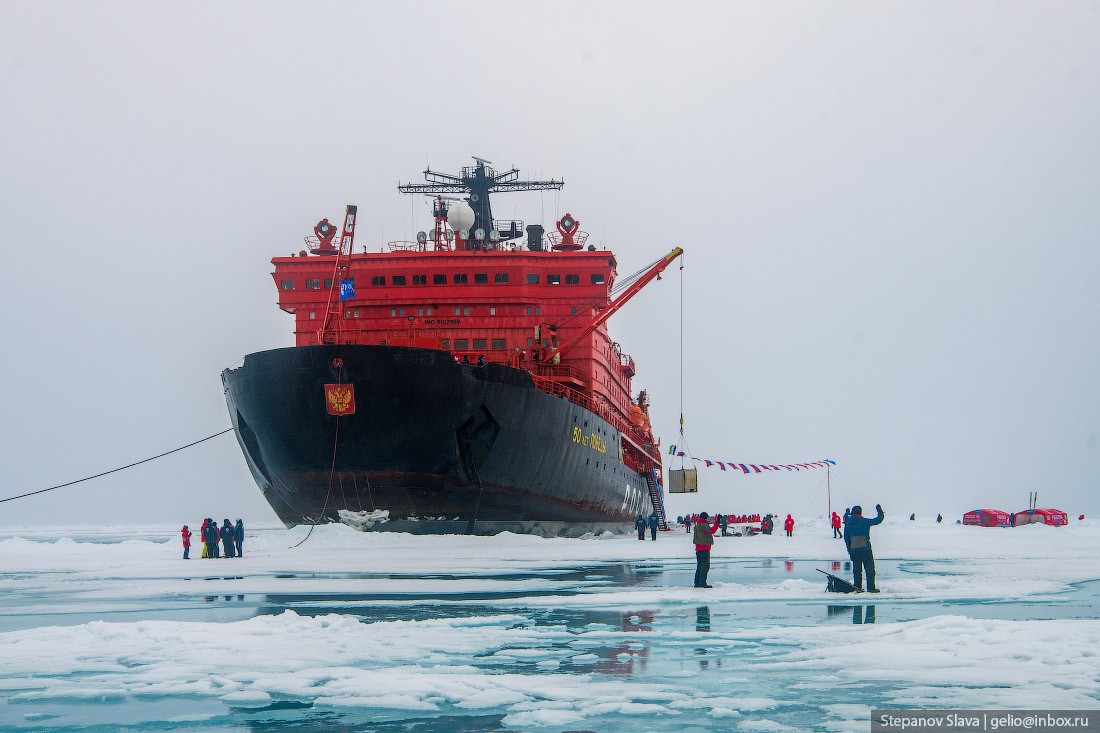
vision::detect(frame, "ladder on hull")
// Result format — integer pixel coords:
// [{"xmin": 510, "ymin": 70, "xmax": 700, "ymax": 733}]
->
[{"xmin": 644, "ymin": 468, "xmax": 669, "ymax": 531}]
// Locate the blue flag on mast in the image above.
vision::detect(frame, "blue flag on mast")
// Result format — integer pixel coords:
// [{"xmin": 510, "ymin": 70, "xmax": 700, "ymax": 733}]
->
[{"xmin": 340, "ymin": 278, "xmax": 356, "ymax": 301}]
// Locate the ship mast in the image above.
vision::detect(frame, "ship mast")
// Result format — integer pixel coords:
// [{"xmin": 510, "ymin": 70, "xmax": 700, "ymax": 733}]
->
[
  {"xmin": 398, "ymin": 158, "xmax": 563, "ymax": 250},
  {"xmin": 317, "ymin": 205, "xmax": 358, "ymax": 344}
]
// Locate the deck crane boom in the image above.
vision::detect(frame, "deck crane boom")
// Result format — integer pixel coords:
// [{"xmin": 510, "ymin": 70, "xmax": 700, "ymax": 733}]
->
[
  {"xmin": 317, "ymin": 204, "xmax": 358, "ymax": 344},
  {"xmin": 541, "ymin": 246, "xmax": 684, "ymax": 364}
]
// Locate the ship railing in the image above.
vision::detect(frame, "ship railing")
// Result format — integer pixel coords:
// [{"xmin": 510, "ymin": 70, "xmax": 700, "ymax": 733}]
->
[
  {"xmin": 303, "ymin": 235, "xmax": 338, "ymax": 255},
  {"xmin": 492, "ymin": 219, "xmax": 525, "ymax": 242},
  {"xmin": 451, "ymin": 349, "xmax": 523, "ymax": 368},
  {"xmin": 546, "ymin": 230, "xmax": 590, "ymax": 247},
  {"xmin": 532, "ymin": 363, "xmax": 579, "ymax": 380},
  {"xmin": 387, "ymin": 240, "xmax": 428, "ymax": 252},
  {"xmin": 529, "ymin": 375, "xmax": 651, "ymax": 450}
]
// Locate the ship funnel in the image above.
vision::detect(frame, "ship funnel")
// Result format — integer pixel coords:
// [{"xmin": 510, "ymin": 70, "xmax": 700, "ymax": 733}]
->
[{"xmin": 526, "ymin": 224, "xmax": 545, "ymax": 251}]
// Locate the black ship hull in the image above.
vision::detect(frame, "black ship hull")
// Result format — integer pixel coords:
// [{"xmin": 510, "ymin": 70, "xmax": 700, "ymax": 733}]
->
[{"xmin": 221, "ymin": 345, "xmax": 658, "ymax": 536}]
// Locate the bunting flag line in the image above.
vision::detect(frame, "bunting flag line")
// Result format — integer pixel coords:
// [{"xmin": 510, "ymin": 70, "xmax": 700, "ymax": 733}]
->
[{"xmin": 669, "ymin": 454, "xmax": 836, "ymax": 474}]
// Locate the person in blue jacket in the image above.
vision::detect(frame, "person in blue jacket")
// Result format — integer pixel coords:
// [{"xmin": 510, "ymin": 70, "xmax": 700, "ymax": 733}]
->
[
  {"xmin": 647, "ymin": 513, "xmax": 659, "ymax": 540},
  {"xmin": 635, "ymin": 514, "xmax": 647, "ymax": 540},
  {"xmin": 220, "ymin": 519, "xmax": 236, "ymax": 558},
  {"xmin": 234, "ymin": 519, "xmax": 244, "ymax": 557},
  {"xmin": 844, "ymin": 504, "xmax": 884, "ymax": 593}
]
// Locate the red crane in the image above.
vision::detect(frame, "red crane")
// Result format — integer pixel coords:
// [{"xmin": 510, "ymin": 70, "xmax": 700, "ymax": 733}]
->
[
  {"xmin": 541, "ymin": 246, "xmax": 684, "ymax": 364},
  {"xmin": 318, "ymin": 205, "xmax": 358, "ymax": 344}
]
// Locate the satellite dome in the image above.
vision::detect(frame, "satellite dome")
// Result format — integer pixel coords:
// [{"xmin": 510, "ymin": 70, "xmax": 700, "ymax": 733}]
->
[{"xmin": 447, "ymin": 201, "xmax": 475, "ymax": 232}]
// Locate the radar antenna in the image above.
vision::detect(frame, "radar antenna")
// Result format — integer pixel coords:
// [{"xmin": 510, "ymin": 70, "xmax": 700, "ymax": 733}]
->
[{"xmin": 399, "ymin": 157, "xmax": 563, "ymax": 250}]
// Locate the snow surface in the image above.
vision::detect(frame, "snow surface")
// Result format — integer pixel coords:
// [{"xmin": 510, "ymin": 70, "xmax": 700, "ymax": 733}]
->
[{"xmin": 0, "ymin": 517, "xmax": 1097, "ymax": 731}]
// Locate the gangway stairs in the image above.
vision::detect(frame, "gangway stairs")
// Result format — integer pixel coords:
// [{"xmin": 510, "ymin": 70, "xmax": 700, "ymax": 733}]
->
[{"xmin": 645, "ymin": 468, "xmax": 669, "ymax": 530}]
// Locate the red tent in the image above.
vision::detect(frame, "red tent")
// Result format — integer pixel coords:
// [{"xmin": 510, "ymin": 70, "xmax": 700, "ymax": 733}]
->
[
  {"xmin": 1013, "ymin": 508, "xmax": 1068, "ymax": 527},
  {"xmin": 963, "ymin": 509, "xmax": 1011, "ymax": 527}
]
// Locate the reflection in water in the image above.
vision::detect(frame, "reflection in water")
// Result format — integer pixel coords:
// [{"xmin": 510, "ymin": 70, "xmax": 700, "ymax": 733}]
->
[
  {"xmin": 695, "ymin": 606, "xmax": 718, "ymax": 670},
  {"xmin": 855, "ymin": 605, "xmax": 876, "ymax": 624},
  {"xmin": 696, "ymin": 606, "xmax": 711, "ymax": 632},
  {"xmin": 785, "ymin": 561, "xmax": 794, "ymax": 572},
  {"xmin": 826, "ymin": 605, "xmax": 876, "ymax": 624},
  {"xmin": 593, "ymin": 611, "xmax": 654, "ymax": 676}
]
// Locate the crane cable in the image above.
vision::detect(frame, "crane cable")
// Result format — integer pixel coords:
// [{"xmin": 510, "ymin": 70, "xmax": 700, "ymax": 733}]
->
[
  {"xmin": 675, "ymin": 253, "xmax": 692, "ymax": 469},
  {"xmin": 0, "ymin": 429, "xmax": 234, "ymax": 505}
]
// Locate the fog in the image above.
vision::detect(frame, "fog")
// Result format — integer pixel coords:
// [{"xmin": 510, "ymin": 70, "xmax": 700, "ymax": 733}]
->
[{"xmin": 2, "ymin": 1, "xmax": 1097, "ymax": 526}]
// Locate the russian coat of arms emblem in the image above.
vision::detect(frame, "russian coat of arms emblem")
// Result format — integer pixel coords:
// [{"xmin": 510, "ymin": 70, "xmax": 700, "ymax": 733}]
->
[{"xmin": 324, "ymin": 384, "xmax": 355, "ymax": 416}]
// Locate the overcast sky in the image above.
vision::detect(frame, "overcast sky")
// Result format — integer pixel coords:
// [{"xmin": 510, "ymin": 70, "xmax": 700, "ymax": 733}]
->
[{"xmin": 2, "ymin": 1, "xmax": 1098, "ymax": 526}]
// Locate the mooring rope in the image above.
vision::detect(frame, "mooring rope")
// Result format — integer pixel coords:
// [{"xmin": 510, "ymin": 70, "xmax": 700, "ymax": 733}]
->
[
  {"xmin": 0, "ymin": 428, "xmax": 234, "ymax": 505},
  {"xmin": 290, "ymin": 418, "xmax": 341, "ymax": 548}
]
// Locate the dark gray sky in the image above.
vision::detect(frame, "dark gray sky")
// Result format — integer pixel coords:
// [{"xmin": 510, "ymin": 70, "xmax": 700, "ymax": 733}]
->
[{"xmin": 2, "ymin": 2, "xmax": 1097, "ymax": 525}]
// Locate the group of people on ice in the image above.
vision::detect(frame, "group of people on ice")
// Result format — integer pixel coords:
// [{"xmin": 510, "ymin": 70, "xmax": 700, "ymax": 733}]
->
[
  {"xmin": 676, "ymin": 512, "xmax": 796, "ymax": 537},
  {"xmin": 681, "ymin": 504, "xmax": 886, "ymax": 593},
  {"xmin": 634, "ymin": 513, "xmax": 661, "ymax": 540},
  {"xmin": 180, "ymin": 518, "xmax": 244, "ymax": 559}
]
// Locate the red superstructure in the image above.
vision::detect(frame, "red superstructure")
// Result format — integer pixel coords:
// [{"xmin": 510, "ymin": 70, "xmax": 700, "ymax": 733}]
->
[{"xmin": 267, "ymin": 160, "xmax": 681, "ymax": 526}]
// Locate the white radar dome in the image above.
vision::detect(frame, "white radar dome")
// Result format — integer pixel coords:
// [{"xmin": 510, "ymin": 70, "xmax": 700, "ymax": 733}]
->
[{"xmin": 447, "ymin": 201, "xmax": 475, "ymax": 232}]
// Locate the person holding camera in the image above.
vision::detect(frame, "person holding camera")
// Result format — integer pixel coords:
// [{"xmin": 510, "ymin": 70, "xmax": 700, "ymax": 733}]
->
[
  {"xmin": 692, "ymin": 512, "xmax": 721, "ymax": 588},
  {"xmin": 843, "ymin": 504, "xmax": 885, "ymax": 593}
]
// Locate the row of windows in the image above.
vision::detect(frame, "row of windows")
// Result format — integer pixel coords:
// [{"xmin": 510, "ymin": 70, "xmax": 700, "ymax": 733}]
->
[
  {"xmin": 320, "ymin": 306, "xmax": 545, "ymax": 319},
  {"xmin": 443, "ymin": 338, "xmax": 509, "ymax": 351},
  {"xmin": 372, "ymin": 272, "xmax": 603, "ymax": 286},
  {"xmin": 281, "ymin": 273, "xmax": 605, "ymax": 291}
]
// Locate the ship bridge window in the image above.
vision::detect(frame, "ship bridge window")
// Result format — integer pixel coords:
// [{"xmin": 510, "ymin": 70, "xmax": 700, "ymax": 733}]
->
[
  {"xmin": 524, "ymin": 306, "xmax": 541, "ymax": 315},
  {"xmin": 280, "ymin": 280, "xmax": 295, "ymax": 290},
  {"xmin": 324, "ymin": 278, "xmax": 332, "ymax": 288},
  {"xmin": 454, "ymin": 274, "xmax": 468, "ymax": 284},
  {"xmin": 565, "ymin": 274, "xmax": 580, "ymax": 284},
  {"xmin": 305, "ymin": 278, "xmax": 321, "ymax": 290},
  {"xmin": 474, "ymin": 273, "xmax": 488, "ymax": 284},
  {"xmin": 442, "ymin": 339, "xmax": 450, "ymax": 349},
  {"xmin": 547, "ymin": 274, "xmax": 561, "ymax": 285},
  {"xmin": 591, "ymin": 273, "xmax": 606, "ymax": 284},
  {"xmin": 433, "ymin": 274, "xmax": 446, "ymax": 285},
  {"xmin": 492, "ymin": 339, "xmax": 506, "ymax": 349},
  {"xmin": 455, "ymin": 338, "xmax": 469, "ymax": 349},
  {"xmin": 413, "ymin": 274, "xmax": 427, "ymax": 285},
  {"xmin": 526, "ymin": 274, "xmax": 539, "ymax": 285},
  {"xmin": 371, "ymin": 276, "xmax": 386, "ymax": 286},
  {"xmin": 494, "ymin": 273, "xmax": 509, "ymax": 284},
  {"xmin": 417, "ymin": 307, "xmax": 434, "ymax": 316},
  {"xmin": 489, "ymin": 307, "xmax": 496, "ymax": 315},
  {"xmin": 392, "ymin": 275, "xmax": 407, "ymax": 286},
  {"xmin": 473, "ymin": 339, "xmax": 488, "ymax": 350}
]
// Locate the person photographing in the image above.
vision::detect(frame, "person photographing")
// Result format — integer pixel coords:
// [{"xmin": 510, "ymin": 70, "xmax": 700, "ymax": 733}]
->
[
  {"xmin": 844, "ymin": 504, "xmax": 884, "ymax": 593},
  {"xmin": 693, "ymin": 512, "xmax": 721, "ymax": 588}
]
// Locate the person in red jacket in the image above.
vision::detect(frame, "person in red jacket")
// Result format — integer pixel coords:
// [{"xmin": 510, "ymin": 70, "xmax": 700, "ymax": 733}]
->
[
  {"xmin": 831, "ymin": 512, "xmax": 842, "ymax": 538},
  {"xmin": 692, "ymin": 512, "xmax": 721, "ymax": 588},
  {"xmin": 784, "ymin": 514, "xmax": 794, "ymax": 537},
  {"xmin": 181, "ymin": 525, "xmax": 192, "ymax": 559}
]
